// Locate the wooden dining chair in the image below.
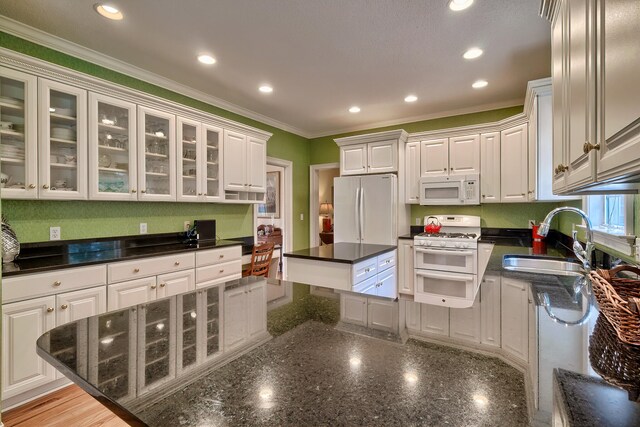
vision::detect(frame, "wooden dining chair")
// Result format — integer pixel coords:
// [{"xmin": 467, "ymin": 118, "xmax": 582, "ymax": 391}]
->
[{"xmin": 243, "ymin": 243, "xmax": 275, "ymax": 277}]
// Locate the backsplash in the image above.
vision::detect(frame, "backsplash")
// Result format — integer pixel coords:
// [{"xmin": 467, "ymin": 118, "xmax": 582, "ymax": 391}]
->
[{"xmin": 2, "ymin": 200, "xmax": 253, "ymax": 243}]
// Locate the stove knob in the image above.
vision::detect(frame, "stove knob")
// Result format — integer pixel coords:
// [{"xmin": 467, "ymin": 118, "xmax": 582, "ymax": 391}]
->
[
  {"xmin": 439, "ymin": 241, "xmax": 447, "ymax": 247},
  {"xmin": 462, "ymin": 243, "xmax": 470, "ymax": 249},
  {"xmin": 425, "ymin": 241, "xmax": 432, "ymax": 247},
  {"xmin": 455, "ymin": 242, "xmax": 462, "ymax": 248}
]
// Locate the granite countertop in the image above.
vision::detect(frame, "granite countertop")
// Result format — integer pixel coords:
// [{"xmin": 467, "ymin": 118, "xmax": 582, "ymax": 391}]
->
[
  {"xmin": 2, "ymin": 234, "xmax": 244, "ymax": 277},
  {"xmin": 283, "ymin": 242, "xmax": 396, "ymax": 264}
]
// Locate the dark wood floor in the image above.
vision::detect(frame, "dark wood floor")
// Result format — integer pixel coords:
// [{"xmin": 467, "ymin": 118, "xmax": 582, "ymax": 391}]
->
[{"xmin": 3, "ymin": 385, "xmax": 127, "ymax": 427}]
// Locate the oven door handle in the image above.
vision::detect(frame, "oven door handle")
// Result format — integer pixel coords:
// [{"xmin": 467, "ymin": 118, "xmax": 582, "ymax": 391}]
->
[
  {"xmin": 415, "ymin": 270, "xmax": 473, "ymax": 282},
  {"xmin": 415, "ymin": 247, "xmax": 474, "ymax": 256}
]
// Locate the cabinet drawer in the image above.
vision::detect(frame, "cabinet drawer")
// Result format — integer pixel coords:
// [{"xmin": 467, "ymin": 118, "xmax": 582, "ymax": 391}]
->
[
  {"xmin": 108, "ymin": 253, "xmax": 195, "ymax": 283},
  {"xmin": 196, "ymin": 259, "xmax": 242, "ymax": 284},
  {"xmin": 352, "ymin": 258, "xmax": 377, "ymax": 284},
  {"xmin": 196, "ymin": 246, "xmax": 242, "ymax": 267},
  {"xmin": 3, "ymin": 265, "xmax": 107, "ymax": 303},
  {"xmin": 377, "ymin": 250, "xmax": 396, "ymax": 273},
  {"xmin": 353, "ymin": 275, "xmax": 377, "ymax": 296}
]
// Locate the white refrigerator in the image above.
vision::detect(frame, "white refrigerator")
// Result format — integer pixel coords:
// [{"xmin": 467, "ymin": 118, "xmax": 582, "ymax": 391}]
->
[{"xmin": 334, "ymin": 174, "xmax": 397, "ymax": 245}]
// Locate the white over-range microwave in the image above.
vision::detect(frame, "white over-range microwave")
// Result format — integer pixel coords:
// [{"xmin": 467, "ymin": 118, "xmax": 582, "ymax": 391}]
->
[{"xmin": 419, "ymin": 174, "xmax": 480, "ymax": 205}]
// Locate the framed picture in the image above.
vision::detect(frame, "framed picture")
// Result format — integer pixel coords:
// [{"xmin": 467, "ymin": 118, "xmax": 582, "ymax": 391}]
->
[{"xmin": 257, "ymin": 171, "xmax": 280, "ymax": 218}]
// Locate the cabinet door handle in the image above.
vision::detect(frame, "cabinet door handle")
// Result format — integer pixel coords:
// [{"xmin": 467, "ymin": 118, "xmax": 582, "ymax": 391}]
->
[
  {"xmin": 53, "ymin": 281, "xmax": 62, "ymax": 287},
  {"xmin": 174, "ymin": 261, "xmax": 180, "ymax": 266},
  {"xmin": 42, "ymin": 184, "xmax": 49, "ymax": 189},
  {"xmin": 521, "ymin": 193, "xmax": 525, "ymax": 196},
  {"xmin": 482, "ymin": 195, "xmax": 486, "ymax": 198},
  {"xmin": 150, "ymin": 284, "xmax": 157, "ymax": 290},
  {"xmin": 219, "ymin": 269, "xmax": 225, "ymax": 273},
  {"xmin": 160, "ymin": 283, "xmax": 166, "ymax": 288},
  {"xmin": 134, "ymin": 268, "xmax": 140, "ymax": 273},
  {"xmin": 60, "ymin": 304, "xmax": 68, "ymax": 310},
  {"xmin": 131, "ymin": 189, "xmax": 137, "ymax": 193},
  {"xmin": 583, "ymin": 141, "xmax": 600, "ymax": 154},
  {"xmin": 29, "ymin": 184, "xmax": 36, "ymax": 189},
  {"xmin": 46, "ymin": 307, "xmax": 54, "ymax": 313},
  {"xmin": 141, "ymin": 189, "xmax": 147, "ymax": 193},
  {"xmin": 219, "ymin": 255, "xmax": 224, "ymax": 259}
]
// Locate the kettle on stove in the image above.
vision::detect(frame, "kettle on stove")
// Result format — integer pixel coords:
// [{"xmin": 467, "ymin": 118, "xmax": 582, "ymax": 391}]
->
[{"xmin": 424, "ymin": 216, "xmax": 442, "ymax": 234}]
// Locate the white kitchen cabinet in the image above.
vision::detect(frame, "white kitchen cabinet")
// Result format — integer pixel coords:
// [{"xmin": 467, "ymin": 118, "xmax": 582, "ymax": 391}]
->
[
  {"xmin": 137, "ymin": 105, "xmax": 176, "ymax": 201},
  {"xmin": 480, "ymin": 132, "xmax": 501, "ymax": 203},
  {"xmin": 367, "ymin": 298, "xmax": 398, "ymax": 333},
  {"xmin": 449, "ymin": 134, "xmax": 480, "ymax": 175},
  {"xmin": 528, "ymin": 289, "xmax": 539, "ymax": 408},
  {"xmin": 367, "ymin": 140, "xmax": 397, "ymax": 174},
  {"xmin": 500, "ymin": 124, "xmax": 529, "ymax": 202},
  {"xmin": 55, "ymin": 286, "xmax": 107, "ymax": 326},
  {"xmin": 375, "ymin": 268, "xmax": 396, "ymax": 299},
  {"xmin": 404, "ymin": 141, "xmax": 420, "ymax": 203},
  {"xmin": 201, "ymin": 124, "xmax": 223, "ymax": 201},
  {"xmin": 405, "ymin": 301, "xmax": 421, "ymax": 331},
  {"xmin": 38, "ymin": 78, "xmax": 88, "ymax": 200},
  {"xmin": 137, "ymin": 298, "xmax": 176, "ymax": 393},
  {"xmin": 501, "ymin": 277, "xmax": 529, "ymax": 363},
  {"xmin": 480, "ymin": 275, "xmax": 501, "ymax": 347},
  {"xmin": 202, "ymin": 285, "xmax": 222, "ymax": 361},
  {"xmin": 449, "ymin": 298, "xmax": 481, "ymax": 343},
  {"xmin": 247, "ymin": 136, "xmax": 267, "ymax": 192},
  {"xmin": 176, "ymin": 117, "xmax": 202, "ymax": 202},
  {"xmin": 420, "ymin": 303, "xmax": 449, "ymax": 336},
  {"xmin": 2, "ymin": 296, "xmax": 57, "ymax": 399},
  {"xmin": 551, "ymin": 0, "xmax": 569, "ymax": 194},
  {"xmin": 340, "ymin": 293, "xmax": 368, "ymax": 326},
  {"xmin": 340, "ymin": 143, "xmax": 367, "ymax": 176},
  {"xmin": 157, "ymin": 269, "xmax": 195, "ymax": 298},
  {"xmin": 420, "ymin": 138, "xmax": 449, "ymax": 176},
  {"xmin": 247, "ymin": 281, "xmax": 267, "ymax": 340},
  {"xmin": 0, "ymin": 67, "xmax": 38, "ymax": 199},
  {"xmin": 88, "ymin": 93, "xmax": 137, "ymax": 201},
  {"xmin": 397, "ymin": 240, "xmax": 414, "ymax": 295},
  {"xmin": 107, "ymin": 276, "xmax": 157, "ymax": 311}
]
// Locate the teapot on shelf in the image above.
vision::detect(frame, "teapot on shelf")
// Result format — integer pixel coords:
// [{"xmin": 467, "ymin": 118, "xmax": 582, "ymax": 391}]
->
[{"xmin": 424, "ymin": 216, "xmax": 442, "ymax": 234}]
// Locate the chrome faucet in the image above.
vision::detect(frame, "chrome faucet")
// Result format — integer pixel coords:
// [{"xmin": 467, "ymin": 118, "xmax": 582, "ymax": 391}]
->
[{"xmin": 538, "ymin": 207, "xmax": 594, "ymax": 270}]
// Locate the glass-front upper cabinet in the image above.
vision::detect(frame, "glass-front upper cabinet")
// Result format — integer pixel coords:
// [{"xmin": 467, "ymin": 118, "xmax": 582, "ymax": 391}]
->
[
  {"xmin": 88, "ymin": 93, "xmax": 137, "ymax": 200},
  {"xmin": 202, "ymin": 124, "xmax": 223, "ymax": 202},
  {"xmin": 38, "ymin": 78, "xmax": 88, "ymax": 199},
  {"xmin": 177, "ymin": 117, "xmax": 201, "ymax": 202},
  {"xmin": 0, "ymin": 68, "xmax": 38, "ymax": 199},
  {"xmin": 137, "ymin": 106, "xmax": 176, "ymax": 201}
]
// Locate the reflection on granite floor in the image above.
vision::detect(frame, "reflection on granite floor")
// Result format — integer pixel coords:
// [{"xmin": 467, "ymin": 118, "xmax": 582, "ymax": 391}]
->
[{"xmin": 139, "ymin": 321, "xmax": 527, "ymax": 426}]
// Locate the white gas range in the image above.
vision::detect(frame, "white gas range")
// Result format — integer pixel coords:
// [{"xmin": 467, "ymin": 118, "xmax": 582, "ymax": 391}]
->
[{"xmin": 413, "ymin": 215, "xmax": 493, "ymax": 308}]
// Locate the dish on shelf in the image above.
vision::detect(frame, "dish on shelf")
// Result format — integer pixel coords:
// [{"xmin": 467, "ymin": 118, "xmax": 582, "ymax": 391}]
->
[
  {"xmin": 0, "ymin": 96, "xmax": 24, "ymax": 106},
  {"xmin": 99, "ymin": 154, "xmax": 112, "ymax": 168},
  {"xmin": 51, "ymin": 126, "xmax": 76, "ymax": 139},
  {"xmin": 0, "ymin": 121, "xmax": 14, "ymax": 130},
  {"xmin": 51, "ymin": 107, "xmax": 74, "ymax": 117}
]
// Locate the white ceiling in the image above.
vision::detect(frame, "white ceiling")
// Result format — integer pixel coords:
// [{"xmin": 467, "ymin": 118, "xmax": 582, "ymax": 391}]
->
[{"xmin": 0, "ymin": 0, "xmax": 551, "ymax": 138}]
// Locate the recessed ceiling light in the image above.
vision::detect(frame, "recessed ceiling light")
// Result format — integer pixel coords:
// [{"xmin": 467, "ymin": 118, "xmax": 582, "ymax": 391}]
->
[
  {"xmin": 349, "ymin": 106, "xmax": 361, "ymax": 113},
  {"xmin": 197, "ymin": 54, "xmax": 217, "ymax": 65},
  {"xmin": 94, "ymin": 3, "xmax": 123, "ymax": 20},
  {"xmin": 404, "ymin": 95, "xmax": 418, "ymax": 103},
  {"xmin": 463, "ymin": 47, "xmax": 483, "ymax": 60},
  {"xmin": 259, "ymin": 85, "xmax": 273, "ymax": 93},
  {"xmin": 449, "ymin": 0, "xmax": 474, "ymax": 11},
  {"xmin": 472, "ymin": 80, "xmax": 488, "ymax": 89}
]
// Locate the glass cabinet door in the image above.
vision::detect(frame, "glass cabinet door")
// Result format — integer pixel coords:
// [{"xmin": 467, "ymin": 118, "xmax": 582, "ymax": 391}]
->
[
  {"xmin": 0, "ymin": 68, "xmax": 38, "ymax": 199},
  {"xmin": 88, "ymin": 309, "xmax": 136, "ymax": 402},
  {"xmin": 177, "ymin": 292, "xmax": 198, "ymax": 372},
  {"xmin": 202, "ymin": 124, "xmax": 223, "ymax": 201},
  {"xmin": 203, "ymin": 285, "xmax": 221, "ymax": 360},
  {"xmin": 38, "ymin": 78, "xmax": 87, "ymax": 200},
  {"xmin": 88, "ymin": 93, "xmax": 137, "ymax": 200},
  {"xmin": 137, "ymin": 106, "xmax": 176, "ymax": 201},
  {"xmin": 177, "ymin": 118, "xmax": 201, "ymax": 202},
  {"xmin": 137, "ymin": 298, "xmax": 176, "ymax": 393}
]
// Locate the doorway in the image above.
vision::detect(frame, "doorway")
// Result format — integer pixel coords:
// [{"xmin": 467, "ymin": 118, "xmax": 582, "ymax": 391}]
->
[
  {"xmin": 254, "ymin": 157, "xmax": 293, "ymax": 302},
  {"xmin": 309, "ymin": 163, "xmax": 340, "ymax": 247}
]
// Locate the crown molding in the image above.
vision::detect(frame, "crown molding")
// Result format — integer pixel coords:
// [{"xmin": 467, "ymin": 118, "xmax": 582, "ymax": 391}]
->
[
  {"xmin": 0, "ymin": 15, "xmax": 308, "ymax": 137},
  {"xmin": 334, "ymin": 129, "xmax": 408, "ymax": 146},
  {"xmin": 308, "ymin": 99, "xmax": 524, "ymax": 139}
]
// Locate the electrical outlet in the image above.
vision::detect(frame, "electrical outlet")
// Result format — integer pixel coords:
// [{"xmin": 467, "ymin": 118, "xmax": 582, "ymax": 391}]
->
[
  {"xmin": 528, "ymin": 220, "xmax": 536, "ymax": 229},
  {"xmin": 140, "ymin": 223, "xmax": 148, "ymax": 234},
  {"xmin": 300, "ymin": 213, "xmax": 304, "ymax": 221},
  {"xmin": 415, "ymin": 217, "xmax": 421, "ymax": 225},
  {"xmin": 184, "ymin": 221, "xmax": 191, "ymax": 231},
  {"xmin": 49, "ymin": 226, "xmax": 60, "ymax": 241}
]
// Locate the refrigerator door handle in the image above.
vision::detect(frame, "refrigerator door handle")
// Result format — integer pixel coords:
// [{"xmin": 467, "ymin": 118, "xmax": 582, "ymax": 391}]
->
[
  {"xmin": 355, "ymin": 187, "xmax": 361, "ymax": 241},
  {"xmin": 359, "ymin": 186, "xmax": 364, "ymax": 242}
]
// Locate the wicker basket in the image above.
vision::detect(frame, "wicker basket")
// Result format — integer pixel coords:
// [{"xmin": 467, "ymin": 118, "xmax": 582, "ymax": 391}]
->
[
  {"xmin": 589, "ymin": 314, "xmax": 640, "ymax": 401},
  {"xmin": 589, "ymin": 265, "xmax": 640, "ymax": 346}
]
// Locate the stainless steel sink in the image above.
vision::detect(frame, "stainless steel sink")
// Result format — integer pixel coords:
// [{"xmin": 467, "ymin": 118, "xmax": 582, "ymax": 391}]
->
[{"xmin": 502, "ymin": 255, "xmax": 585, "ymax": 276}]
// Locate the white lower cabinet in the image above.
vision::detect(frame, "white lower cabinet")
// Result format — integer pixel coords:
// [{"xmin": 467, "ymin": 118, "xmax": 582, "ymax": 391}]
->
[
  {"xmin": 397, "ymin": 240, "xmax": 414, "ymax": 295},
  {"xmin": 449, "ymin": 298, "xmax": 481, "ymax": 343},
  {"xmin": 420, "ymin": 303, "xmax": 450, "ymax": 336},
  {"xmin": 340, "ymin": 293, "xmax": 399, "ymax": 333},
  {"xmin": 367, "ymin": 298, "xmax": 398, "ymax": 332},
  {"xmin": 405, "ymin": 301, "xmax": 421, "ymax": 330},
  {"xmin": 501, "ymin": 277, "xmax": 529, "ymax": 363},
  {"xmin": 2, "ymin": 296, "xmax": 57, "ymax": 400},
  {"xmin": 55, "ymin": 287, "xmax": 107, "ymax": 326},
  {"xmin": 223, "ymin": 281, "xmax": 268, "ymax": 352},
  {"xmin": 157, "ymin": 269, "xmax": 195, "ymax": 298},
  {"xmin": 340, "ymin": 293, "xmax": 368, "ymax": 326},
  {"xmin": 480, "ymin": 275, "xmax": 501, "ymax": 347},
  {"xmin": 108, "ymin": 276, "xmax": 157, "ymax": 311}
]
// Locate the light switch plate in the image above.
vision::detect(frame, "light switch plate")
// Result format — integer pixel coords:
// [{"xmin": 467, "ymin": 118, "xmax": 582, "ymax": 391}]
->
[
  {"xmin": 300, "ymin": 213, "xmax": 304, "ymax": 221},
  {"xmin": 49, "ymin": 226, "xmax": 60, "ymax": 241},
  {"xmin": 184, "ymin": 221, "xmax": 191, "ymax": 231},
  {"xmin": 140, "ymin": 223, "xmax": 148, "ymax": 234},
  {"xmin": 415, "ymin": 217, "xmax": 421, "ymax": 225}
]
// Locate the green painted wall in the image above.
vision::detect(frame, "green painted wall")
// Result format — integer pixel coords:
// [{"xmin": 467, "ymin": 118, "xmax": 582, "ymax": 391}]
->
[{"xmin": 0, "ymin": 32, "xmax": 311, "ymax": 249}]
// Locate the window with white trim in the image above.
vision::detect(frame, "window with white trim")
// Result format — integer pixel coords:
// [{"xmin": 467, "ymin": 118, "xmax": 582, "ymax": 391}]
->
[{"xmin": 583, "ymin": 195, "xmax": 636, "ymax": 255}]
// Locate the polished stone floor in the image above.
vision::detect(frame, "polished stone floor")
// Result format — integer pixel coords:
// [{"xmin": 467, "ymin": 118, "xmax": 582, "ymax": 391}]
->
[{"xmin": 140, "ymin": 321, "xmax": 528, "ymax": 426}]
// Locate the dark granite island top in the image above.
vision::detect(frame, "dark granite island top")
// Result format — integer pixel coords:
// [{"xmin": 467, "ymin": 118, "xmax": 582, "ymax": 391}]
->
[{"xmin": 283, "ymin": 242, "xmax": 396, "ymax": 264}]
